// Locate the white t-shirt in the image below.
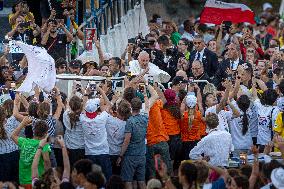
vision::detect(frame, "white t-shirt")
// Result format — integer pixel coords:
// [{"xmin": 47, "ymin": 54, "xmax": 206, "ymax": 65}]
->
[
  {"xmin": 80, "ymin": 111, "xmax": 110, "ymax": 155},
  {"xmin": 229, "ymin": 100, "xmax": 253, "ymax": 150},
  {"xmin": 205, "ymin": 105, "xmax": 232, "ymax": 132},
  {"xmin": 105, "ymin": 115, "xmax": 126, "ymax": 155},
  {"xmin": 247, "ymin": 103, "xmax": 258, "ymax": 137},
  {"xmin": 63, "ymin": 110, "xmax": 85, "ymax": 149},
  {"xmin": 254, "ymin": 99, "xmax": 280, "ymax": 145}
]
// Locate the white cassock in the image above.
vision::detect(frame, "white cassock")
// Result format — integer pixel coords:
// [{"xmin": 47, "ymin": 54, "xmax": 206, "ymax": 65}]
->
[
  {"xmin": 129, "ymin": 60, "xmax": 171, "ymax": 83},
  {"xmin": 15, "ymin": 41, "xmax": 56, "ymax": 93}
]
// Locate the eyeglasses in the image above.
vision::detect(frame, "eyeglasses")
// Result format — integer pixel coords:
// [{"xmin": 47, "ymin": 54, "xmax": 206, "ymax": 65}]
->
[
  {"xmin": 178, "ymin": 43, "xmax": 186, "ymax": 46},
  {"xmin": 247, "ymin": 49, "xmax": 255, "ymax": 53}
]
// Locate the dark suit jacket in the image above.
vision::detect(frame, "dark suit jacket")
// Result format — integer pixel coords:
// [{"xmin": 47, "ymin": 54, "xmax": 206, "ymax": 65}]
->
[
  {"xmin": 189, "ymin": 48, "xmax": 218, "ymax": 78},
  {"xmin": 113, "ymin": 71, "xmax": 126, "ymax": 88},
  {"xmin": 212, "ymin": 58, "xmax": 245, "ymax": 90}
]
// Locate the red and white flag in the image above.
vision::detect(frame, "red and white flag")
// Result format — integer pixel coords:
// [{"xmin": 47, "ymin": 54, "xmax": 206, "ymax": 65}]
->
[{"xmin": 200, "ymin": 0, "xmax": 255, "ymax": 25}]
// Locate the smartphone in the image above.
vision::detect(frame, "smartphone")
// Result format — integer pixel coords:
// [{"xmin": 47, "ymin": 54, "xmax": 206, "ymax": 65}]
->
[
  {"xmin": 148, "ymin": 76, "xmax": 154, "ymax": 86},
  {"xmin": 138, "ymin": 83, "xmax": 145, "ymax": 93},
  {"xmin": 154, "ymin": 154, "xmax": 162, "ymax": 171},
  {"xmin": 239, "ymin": 152, "xmax": 247, "ymax": 165},
  {"xmin": 89, "ymin": 83, "xmax": 96, "ymax": 91},
  {"xmin": 76, "ymin": 84, "xmax": 82, "ymax": 92}
]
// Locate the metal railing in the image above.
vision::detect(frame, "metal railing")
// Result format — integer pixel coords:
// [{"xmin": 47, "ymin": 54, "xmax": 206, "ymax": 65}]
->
[{"xmin": 78, "ymin": 0, "xmax": 141, "ymax": 42}]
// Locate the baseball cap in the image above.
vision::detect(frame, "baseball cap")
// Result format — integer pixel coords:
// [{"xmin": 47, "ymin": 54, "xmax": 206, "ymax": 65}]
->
[
  {"xmin": 172, "ymin": 76, "xmax": 188, "ymax": 86},
  {"xmin": 69, "ymin": 60, "xmax": 82, "ymax": 69},
  {"xmin": 263, "ymin": 2, "xmax": 273, "ymax": 11},
  {"xmin": 85, "ymin": 98, "xmax": 100, "ymax": 119},
  {"xmin": 271, "ymin": 167, "xmax": 284, "ymax": 189},
  {"xmin": 185, "ymin": 94, "xmax": 197, "ymax": 108}
]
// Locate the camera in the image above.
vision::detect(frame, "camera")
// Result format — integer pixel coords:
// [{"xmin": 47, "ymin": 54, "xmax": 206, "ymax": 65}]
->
[
  {"xmin": 222, "ymin": 21, "xmax": 232, "ymax": 32},
  {"xmin": 19, "ymin": 21, "xmax": 30, "ymax": 28},
  {"xmin": 166, "ymin": 48, "xmax": 175, "ymax": 57}
]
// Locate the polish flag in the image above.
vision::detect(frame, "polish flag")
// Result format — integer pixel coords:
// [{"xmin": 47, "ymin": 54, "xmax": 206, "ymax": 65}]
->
[{"xmin": 200, "ymin": 0, "xmax": 255, "ymax": 25}]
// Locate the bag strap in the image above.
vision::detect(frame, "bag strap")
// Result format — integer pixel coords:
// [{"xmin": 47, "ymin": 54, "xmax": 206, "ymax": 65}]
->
[{"xmin": 47, "ymin": 36, "xmax": 58, "ymax": 52}]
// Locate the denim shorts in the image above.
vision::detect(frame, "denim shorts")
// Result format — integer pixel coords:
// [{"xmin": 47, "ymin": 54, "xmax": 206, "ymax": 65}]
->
[{"xmin": 121, "ymin": 155, "xmax": 146, "ymax": 182}]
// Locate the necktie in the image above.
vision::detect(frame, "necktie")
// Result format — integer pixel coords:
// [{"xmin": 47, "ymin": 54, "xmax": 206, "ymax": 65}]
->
[{"xmin": 196, "ymin": 52, "xmax": 200, "ymax": 61}]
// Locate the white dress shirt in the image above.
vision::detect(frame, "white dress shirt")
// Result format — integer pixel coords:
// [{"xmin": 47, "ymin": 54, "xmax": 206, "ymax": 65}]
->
[
  {"xmin": 194, "ymin": 48, "xmax": 205, "ymax": 62},
  {"xmin": 230, "ymin": 58, "xmax": 240, "ymax": 71},
  {"xmin": 189, "ymin": 129, "xmax": 233, "ymax": 167}
]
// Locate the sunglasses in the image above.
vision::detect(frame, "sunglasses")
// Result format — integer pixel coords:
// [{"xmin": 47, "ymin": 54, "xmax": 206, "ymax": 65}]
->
[
  {"xmin": 244, "ymin": 41, "xmax": 252, "ymax": 46},
  {"xmin": 193, "ymin": 41, "xmax": 202, "ymax": 45},
  {"xmin": 178, "ymin": 43, "xmax": 186, "ymax": 46},
  {"xmin": 247, "ymin": 49, "xmax": 255, "ymax": 53}
]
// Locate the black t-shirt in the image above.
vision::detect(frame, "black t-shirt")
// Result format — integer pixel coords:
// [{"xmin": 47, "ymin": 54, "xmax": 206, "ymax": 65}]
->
[{"xmin": 45, "ymin": 33, "xmax": 68, "ymax": 61}]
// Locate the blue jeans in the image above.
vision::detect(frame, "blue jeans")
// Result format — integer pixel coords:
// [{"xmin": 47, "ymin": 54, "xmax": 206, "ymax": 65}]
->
[{"xmin": 86, "ymin": 154, "xmax": 112, "ymax": 181}]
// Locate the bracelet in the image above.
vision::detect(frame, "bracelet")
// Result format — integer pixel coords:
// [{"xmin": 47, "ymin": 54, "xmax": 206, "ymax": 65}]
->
[
  {"xmin": 38, "ymin": 146, "xmax": 43, "ymax": 150},
  {"xmin": 84, "ymin": 94, "xmax": 89, "ymax": 96}
]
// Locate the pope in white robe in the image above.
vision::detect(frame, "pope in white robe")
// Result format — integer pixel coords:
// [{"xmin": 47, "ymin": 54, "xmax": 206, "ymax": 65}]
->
[{"xmin": 128, "ymin": 51, "xmax": 171, "ymax": 83}]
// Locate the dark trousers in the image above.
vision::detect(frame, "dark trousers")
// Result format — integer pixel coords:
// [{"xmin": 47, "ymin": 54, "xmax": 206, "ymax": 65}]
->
[
  {"xmin": 67, "ymin": 148, "xmax": 85, "ymax": 168},
  {"xmin": 181, "ymin": 141, "xmax": 198, "ymax": 160},
  {"xmin": 0, "ymin": 150, "xmax": 19, "ymax": 182},
  {"xmin": 86, "ymin": 154, "xmax": 112, "ymax": 181},
  {"xmin": 110, "ymin": 155, "xmax": 121, "ymax": 176}
]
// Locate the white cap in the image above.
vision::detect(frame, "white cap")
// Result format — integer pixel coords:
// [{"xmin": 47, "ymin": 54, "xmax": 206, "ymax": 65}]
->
[
  {"xmin": 85, "ymin": 98, "xmax": 100, "ymax": 113},
  {"xmin": 263, "ymin": 2, "xmax": 272, "ymax": 11},
  {"xmin": 186, "ymin": 95, "xmax": 197, "ymax": 108},
  {"xmin": 104, "ymin": 53, "xmax": 113, "ymax": 61},
  {"xmin": 271, "ymin": 167, "xmax": 284, "ymax": 189},
  {"xmin": 76, "ymin": 51, "xmax": 97, "ymax": 65}
]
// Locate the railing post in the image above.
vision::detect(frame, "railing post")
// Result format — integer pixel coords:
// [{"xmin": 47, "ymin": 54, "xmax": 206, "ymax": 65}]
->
[{"xmin": 117, "ymin": 0, "xmax": 121, "ymax": 23}]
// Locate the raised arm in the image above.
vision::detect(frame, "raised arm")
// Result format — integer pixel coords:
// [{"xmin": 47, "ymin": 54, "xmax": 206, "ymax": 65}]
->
[
  {"xmin": 11, "ymin": 117, "xmax": 32, "ymax": 145},
  {"xmin": 147, "ymin": 84, "xmax": 159, "ymax": 110},
  {"xmin": 32, "ymin": 135, "xmax": 48, "ymax": 179},
  {"xmin": 13, "ymin": 94, "xmax": 25, "ymax": 122},
  {"xmin": 57, "ymin": 135, "xmax": 70, "ymax": 180},
  {"xmin": 94, "ymin": 38, "xmax": 104, "ymax": 66},
  {"xmin": 216, "ymin": 80, "xmax": 232, "ymax": 114}
]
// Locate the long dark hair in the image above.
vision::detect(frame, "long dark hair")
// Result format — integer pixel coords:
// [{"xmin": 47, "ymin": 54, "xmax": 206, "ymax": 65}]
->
[
  {"xmin": 0, "ymin": 106, "xmax": 7, "ymax": 139},
  {"xmin": 237, "ymin": 95, "xmax": 250, "ymax": 135},
  {"xmin": 164, "ymin": 103, "xmax": 181, "ymax": 119},
  {"xmin": 69, "ymin": 96, "xmax": 83, "ymax": 129}
]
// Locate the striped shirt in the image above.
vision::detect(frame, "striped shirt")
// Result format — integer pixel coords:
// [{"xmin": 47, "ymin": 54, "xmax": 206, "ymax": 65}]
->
[
  {"xmin": 32, "ymin": 115, "xmax": 56, "ymax": 137},
  {"xmin": 0, "ymin": 116, "xmax": 22, "ymax": 154},
  {"xmin": 63, "ymin": 110, "xmax": 85, "ymax": 149}
]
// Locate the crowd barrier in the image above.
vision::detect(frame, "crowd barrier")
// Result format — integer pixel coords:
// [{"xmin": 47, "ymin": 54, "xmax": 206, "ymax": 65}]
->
[{"xmin": 77, "ymin": 0, "xmax": 149, "ymax": 62}]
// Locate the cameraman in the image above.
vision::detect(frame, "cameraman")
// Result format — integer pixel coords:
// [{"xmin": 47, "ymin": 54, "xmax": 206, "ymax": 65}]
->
[
  {"xmin": 41, "ymin": 19, "xmax": 73, "ymax": 61},
  {"xmin": 156, "ymin": 35, "xmax": 179, "ymax": 79},
  {"xmin": 9, "ymin": 0, "xmax": 34, "ymax": 29},
  {"xmin": 7, "ymin": 16, "xmax": 40, "ymax": 44}
]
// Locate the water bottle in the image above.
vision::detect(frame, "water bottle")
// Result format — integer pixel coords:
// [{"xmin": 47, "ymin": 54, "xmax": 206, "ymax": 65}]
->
[{"xmin": 0, "ymin": 0, "xmax": 3, "ymax": 11}]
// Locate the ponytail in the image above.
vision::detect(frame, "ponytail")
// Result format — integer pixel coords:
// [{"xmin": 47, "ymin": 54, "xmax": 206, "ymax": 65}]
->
[
  {"xmin": 242, "ymin": 112, "xmax": 249, "ymax": 135},
  {"xmin": 237, "ymin": 95, "xmax": 251, "ymax": 136},
  {"xmin": 69, "ymin": 110, "xmax": 81, "ymax": 129}
]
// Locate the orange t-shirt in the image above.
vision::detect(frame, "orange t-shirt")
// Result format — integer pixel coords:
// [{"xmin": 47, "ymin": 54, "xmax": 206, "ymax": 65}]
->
[
  {"xmin": 146, "ymin": 100, "xmax": 169, "ymax": 146},
  {"xmin": 161, "ymin": 109, "xmax": 180, "ymax": 136},
  {"xmin": 180, "ymin": 110, "xmax": 206, "ymax": 142}
]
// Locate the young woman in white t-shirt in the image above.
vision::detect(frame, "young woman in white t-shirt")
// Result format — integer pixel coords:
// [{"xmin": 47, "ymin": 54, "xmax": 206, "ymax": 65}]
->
[
  {"xmin": 229, "ymin": 95, "xmax": 253, "ymax": 154},
  {"xmin": 63, "ymin": 95, "xmax": 85, "ymax": 167},
  {"xmin": 252, "ymin": 80, "xmax": 280, "ymax": 152}
]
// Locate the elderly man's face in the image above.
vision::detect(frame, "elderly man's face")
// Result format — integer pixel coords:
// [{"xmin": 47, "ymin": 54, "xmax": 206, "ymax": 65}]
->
[
  {"xmin": 138, "ymin": 53, "xmax": 150, "ymax": 69},
  {"xmin": 227, "ymin": 44, "xmax": 238, "ymax": 60},
  {"xmin": 191, "ymin": 61, "xmax": 204, "ymax": 77}
]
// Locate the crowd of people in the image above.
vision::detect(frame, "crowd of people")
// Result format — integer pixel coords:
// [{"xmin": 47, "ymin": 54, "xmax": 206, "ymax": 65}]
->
[{"xmin": 1, "ymin": 0, "xmax": 284, "ymax": 189}]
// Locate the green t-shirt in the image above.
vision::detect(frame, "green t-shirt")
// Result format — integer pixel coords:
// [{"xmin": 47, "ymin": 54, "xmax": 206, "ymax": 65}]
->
[{"xmin": 18, "ymin": 137, "xmax": 51, "ymax": 185}]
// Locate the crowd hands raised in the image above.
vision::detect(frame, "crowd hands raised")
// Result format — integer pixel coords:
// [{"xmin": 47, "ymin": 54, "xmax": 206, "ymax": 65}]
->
[{"xmin": 2, "ymin": 1, "xmax": 284, "ymax": 189}]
